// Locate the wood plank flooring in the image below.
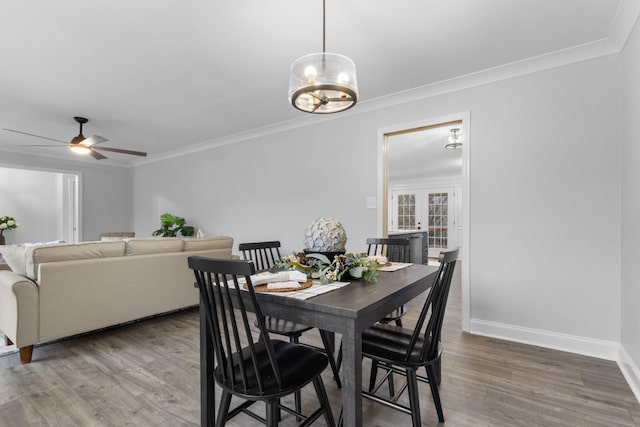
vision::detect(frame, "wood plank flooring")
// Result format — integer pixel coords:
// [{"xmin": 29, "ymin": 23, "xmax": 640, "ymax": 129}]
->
[{"xmin": 1, "ymin": 263, "xmax": 639, "ymax": 426}]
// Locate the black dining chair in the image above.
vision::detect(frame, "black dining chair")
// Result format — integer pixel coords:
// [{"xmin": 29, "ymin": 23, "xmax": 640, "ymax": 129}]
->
[
  {"xmin": 239, "ymin": 241, "xmax": 342, "ymax": 417},
  {"xmin": 361, "ymin": 248, "xmax": 458, "ymax": 426},
  {"xmin": 188, "ymin": 256, "xmax": 336, "ymax": 427},
  {"xmin": 366, "ymin": 237, "xmax": 411, "ymax": 326}
]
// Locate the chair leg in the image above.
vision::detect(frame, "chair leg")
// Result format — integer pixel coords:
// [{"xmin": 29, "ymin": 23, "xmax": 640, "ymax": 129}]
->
[
  {"xmin": 387, "ymin": 367, "xmax": 395, "ymax": 398},
  {"xmin": 394, "ymin": 318, "xmax": 403, "ymax": 327},
  {"xmin": 265, "ymin": 400, "xmax": 279, "ymax": 427},
  {"xmin": 426, "ymin": 364, "xmax": 445, "ymax": 422},
  {"xmin": 369, "ymin": 360, "xmax": 379, "ymax": 392},
  {"xmin": 313, "ymin": 375, "xmax": 336, "ymax": 427},
  {"xmin": 406, "ymin": 369, "xmax": 422, "ymax": 427},
  {"xmin": 288, "ymin": 335, "xmax": 303, "ymax": 421},
  {"xmin": 216, "ymin": 391, "xmax": 232, "ymax": 427},
  {"xmin": 319, "ymin": 330, "xmax": 342, "ymax": 388}
]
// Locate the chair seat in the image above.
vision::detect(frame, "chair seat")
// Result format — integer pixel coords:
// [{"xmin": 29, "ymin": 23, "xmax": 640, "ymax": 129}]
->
[
  {"xmin": 217, "ymin": 339, "xmax": 328, "ymax": 397},
  {"xmin": 362, "ymin": 323, "xmax": 439, "ymax": 366},
  {"xmin": 260, "ymin": 316, "xmax": 314, "ymax": 337}
]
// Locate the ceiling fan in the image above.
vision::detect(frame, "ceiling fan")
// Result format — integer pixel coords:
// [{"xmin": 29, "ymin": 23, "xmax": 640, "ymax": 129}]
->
[{"xmin": 3, "ymin": 116, "xmax": 147, "ymax": 160}]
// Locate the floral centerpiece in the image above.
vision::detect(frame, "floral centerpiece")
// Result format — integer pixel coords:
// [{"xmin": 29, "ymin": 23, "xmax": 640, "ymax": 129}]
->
[
  {"xmin": 0, "ymin": 216, "xmax": 18, "ymax": 236},
  {"xmin": 275, "ymin": 251, "xmax": 379, "ymax": 284}
]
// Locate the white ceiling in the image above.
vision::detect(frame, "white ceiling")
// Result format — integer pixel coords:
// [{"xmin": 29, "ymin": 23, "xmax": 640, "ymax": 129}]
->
[
  {"xmin": 0, "ymin": 1, "xmax": 636, "ymax": 166},
  {"xmin": 388, "ymin": 126, "xmax": 463, "ymax": 181}
]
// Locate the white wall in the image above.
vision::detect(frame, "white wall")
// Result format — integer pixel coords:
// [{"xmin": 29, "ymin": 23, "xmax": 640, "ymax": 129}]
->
[
  {"xmin": 621, "ymin": 17, "xmax": 640, "ymax": 398},
  {"xmin": 466, "ymin": 57, "xmax": 621, "ymax": 357},
  {"xmin": 133, "ymin": 54, "xmax": 622, "ymax": 358},
  {"xmin": 0, "ymin": 166, "xmax": 64, "ymax": 243},
  {"xmin": 0, "ymin": 151, "xmax": 133, "ymax": 241}
]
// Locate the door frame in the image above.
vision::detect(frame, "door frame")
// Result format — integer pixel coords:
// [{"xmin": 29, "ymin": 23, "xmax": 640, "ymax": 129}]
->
[{"xmin": 377, "ymin": 111, "xmax": 471, "ymax": 331}]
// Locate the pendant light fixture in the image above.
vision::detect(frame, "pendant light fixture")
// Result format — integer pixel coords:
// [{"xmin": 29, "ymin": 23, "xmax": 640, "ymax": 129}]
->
[
  {"xmin": 288, "ymin": 0, "xmax": 358, "ymax": 114},
  {"xmin": 444, "ymin": 128, "xmax": 463, "ymax": 149}
]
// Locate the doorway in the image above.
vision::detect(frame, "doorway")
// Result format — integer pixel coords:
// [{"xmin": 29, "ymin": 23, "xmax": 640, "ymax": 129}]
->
[
  {"xmin": 0, "ymin": 165, "xmax": 81, "ymax": 244},
  {"xmin": 377, "ymin": 112, "xmax": 470, "ymax": 330}
]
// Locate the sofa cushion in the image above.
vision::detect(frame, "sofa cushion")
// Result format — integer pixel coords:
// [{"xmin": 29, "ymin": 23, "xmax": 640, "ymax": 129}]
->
[
  {"xmin": 183, "ymin": 236, "xmax": 234, "ymax": 252},
  {"xmin": 26, "ymin": 241, "xmax": 125, "ymax": 280},
  {"xmin": 125, "ymin": 238, "xmax": 184, "ymax": 256}
]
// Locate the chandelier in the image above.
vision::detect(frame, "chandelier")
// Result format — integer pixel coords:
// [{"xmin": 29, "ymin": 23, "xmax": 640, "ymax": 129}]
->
[{"xmin": 288, "ymin": 0, "xmax": 358, "ymax": 114}]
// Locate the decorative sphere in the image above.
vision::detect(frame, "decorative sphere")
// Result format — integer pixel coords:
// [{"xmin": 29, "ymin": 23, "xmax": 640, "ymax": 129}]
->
[{"xmin": 303, "ymin": 217, "xmax": 347, "ymax": 251}]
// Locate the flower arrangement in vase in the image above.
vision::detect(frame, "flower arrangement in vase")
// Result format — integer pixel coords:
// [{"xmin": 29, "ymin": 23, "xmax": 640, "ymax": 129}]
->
[{"xmin": 0, "ymin": 216, "xmax": 18, "ymax": 245}]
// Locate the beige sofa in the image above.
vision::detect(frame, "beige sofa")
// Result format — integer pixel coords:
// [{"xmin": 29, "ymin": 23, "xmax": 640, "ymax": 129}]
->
[{"xmin": 0, "ymin": 236, "xmax": 234, "ymax": 363}]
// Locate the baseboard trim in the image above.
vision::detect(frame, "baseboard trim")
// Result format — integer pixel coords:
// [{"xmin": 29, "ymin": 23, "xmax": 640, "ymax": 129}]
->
[
  {"xmin": 469, "ymin": 318, "xmax": 619, "ymax": 361},
  {"xmin": 618, "ymin": 346, "xmax": 640, "ymax": 403}
]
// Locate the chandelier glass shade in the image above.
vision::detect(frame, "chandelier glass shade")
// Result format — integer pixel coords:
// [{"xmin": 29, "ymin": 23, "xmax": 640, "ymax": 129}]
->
[
  {"xmin": 288, "ymin": 0, "xmax": 358, "ymax": 114},
  {"xmin": 289, "ymin": 52, "xmax": 358, "ymax": 113}
]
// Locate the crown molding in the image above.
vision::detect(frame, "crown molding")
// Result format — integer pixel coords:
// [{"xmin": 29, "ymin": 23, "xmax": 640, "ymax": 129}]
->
[{"xmin": 133, "ymin": 2, "xmax": 640, "ymax": 167}]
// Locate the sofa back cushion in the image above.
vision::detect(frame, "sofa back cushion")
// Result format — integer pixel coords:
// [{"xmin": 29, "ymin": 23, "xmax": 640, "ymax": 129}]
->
[
  {"xmin": 125, "ymin": 238, "xmax": 184, "ymax": 256},
  {"xmin": 26, "ymin": 241, "xmax": 125, "ymax": 280},
  {"xmin": 183, "ymin": 236, "xmax": 234, "ymax": 252}
]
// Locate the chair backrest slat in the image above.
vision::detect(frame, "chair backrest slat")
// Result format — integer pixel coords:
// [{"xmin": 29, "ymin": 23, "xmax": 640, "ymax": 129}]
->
[
  {"xmin": 188, "ymin": 256, "xmax": 284, "ymax": 394},
  {"xmin": 239, "ymin": 241, "xmax": 282, "ymax": 271},
  {"xmin": 366, "ymin": 238, "xmax": 411, "ymax": 263},
  {"xmin": 404, "ymin": 248, "xmax": 458, "ymax": 362}
]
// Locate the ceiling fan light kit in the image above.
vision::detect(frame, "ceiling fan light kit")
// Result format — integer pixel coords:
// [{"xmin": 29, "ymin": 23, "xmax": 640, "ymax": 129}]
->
[
  {"xmin": 288, "ymin": 0, "xmax": 358, "ymax": 114},
  {"xmin": 69, "ymin": 117, "xmax": 92, "ymax": 154}
]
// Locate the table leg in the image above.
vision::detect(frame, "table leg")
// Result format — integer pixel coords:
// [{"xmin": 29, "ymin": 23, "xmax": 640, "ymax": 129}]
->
[
  {"xmin": 341, "ymin": 325, "xmax": 363, "ymax": 426},
  {"xmin": 200, "ymin": 304, "xmax": 215, "ymax": 427}
]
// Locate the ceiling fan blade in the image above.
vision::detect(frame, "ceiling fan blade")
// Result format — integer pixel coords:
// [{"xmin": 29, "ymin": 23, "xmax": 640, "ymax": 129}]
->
[
  {"xmin": 3, "ymin": 128, "xmax": 67, "ymax": 144},
  {"xmin": 19, "ymin": 144, "xmax": 67, "ymax": 148},
  {"xmin": 89, "ymin": 149, "xmax": 108, "ymax": 160},
  {"xmin": 93, "ymin": 146, "xmax": 147, "ymax": 157},
  {"xmin": 84, "ymin": 135, "xmax": 108, "ymax": 146}
]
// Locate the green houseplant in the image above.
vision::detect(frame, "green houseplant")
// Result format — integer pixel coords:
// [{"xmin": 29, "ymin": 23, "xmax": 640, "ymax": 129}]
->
[{"xmin": 152, "ymin": 213, "xmax": 195, "ymax": 237}]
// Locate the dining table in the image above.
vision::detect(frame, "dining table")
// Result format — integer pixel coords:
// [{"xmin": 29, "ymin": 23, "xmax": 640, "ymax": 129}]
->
[{"xmin": 198, "ymin": 262, "xmax": 439, "ymax": 427}]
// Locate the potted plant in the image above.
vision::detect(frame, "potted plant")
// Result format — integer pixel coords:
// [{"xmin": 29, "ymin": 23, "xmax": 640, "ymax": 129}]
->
[{"xmin": 152, "ymin": 213, "xmax": 195, "ymax": 237}]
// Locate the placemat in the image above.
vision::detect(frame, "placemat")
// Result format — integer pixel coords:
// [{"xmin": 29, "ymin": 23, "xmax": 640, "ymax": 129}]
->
[
  {"xmin": 245, "ymin": 279, "xmax": 313, "ymax": 293},
  {"xmin": 377, "ymin": 262, "xmax": 412, "ymax": 272}
]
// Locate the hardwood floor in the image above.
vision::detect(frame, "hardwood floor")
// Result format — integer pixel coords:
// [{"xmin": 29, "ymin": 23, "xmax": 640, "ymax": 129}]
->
[{"xmin": 1, "ymin": 263, "xmax": 639, "ymax": 426}]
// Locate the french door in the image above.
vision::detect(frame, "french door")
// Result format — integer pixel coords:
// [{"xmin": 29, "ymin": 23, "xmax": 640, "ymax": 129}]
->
[{"xmin": 390, "ymin": 188, "xmax": 455, "ymax": 258}]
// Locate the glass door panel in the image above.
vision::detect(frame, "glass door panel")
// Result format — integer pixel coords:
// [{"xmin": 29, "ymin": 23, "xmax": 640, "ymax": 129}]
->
[
  {"xmin": 390, "ymin": 191, "xmax": 423, "ymax": 232},
  {"xmin": 427, "ymin": 191, "xmax": 453, "ymax": 258}
]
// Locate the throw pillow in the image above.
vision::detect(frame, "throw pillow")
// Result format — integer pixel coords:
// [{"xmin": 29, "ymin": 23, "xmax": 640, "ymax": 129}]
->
[{"xmin": 0, "ymin": 243, "xmax": 36, "ymax": 276}]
